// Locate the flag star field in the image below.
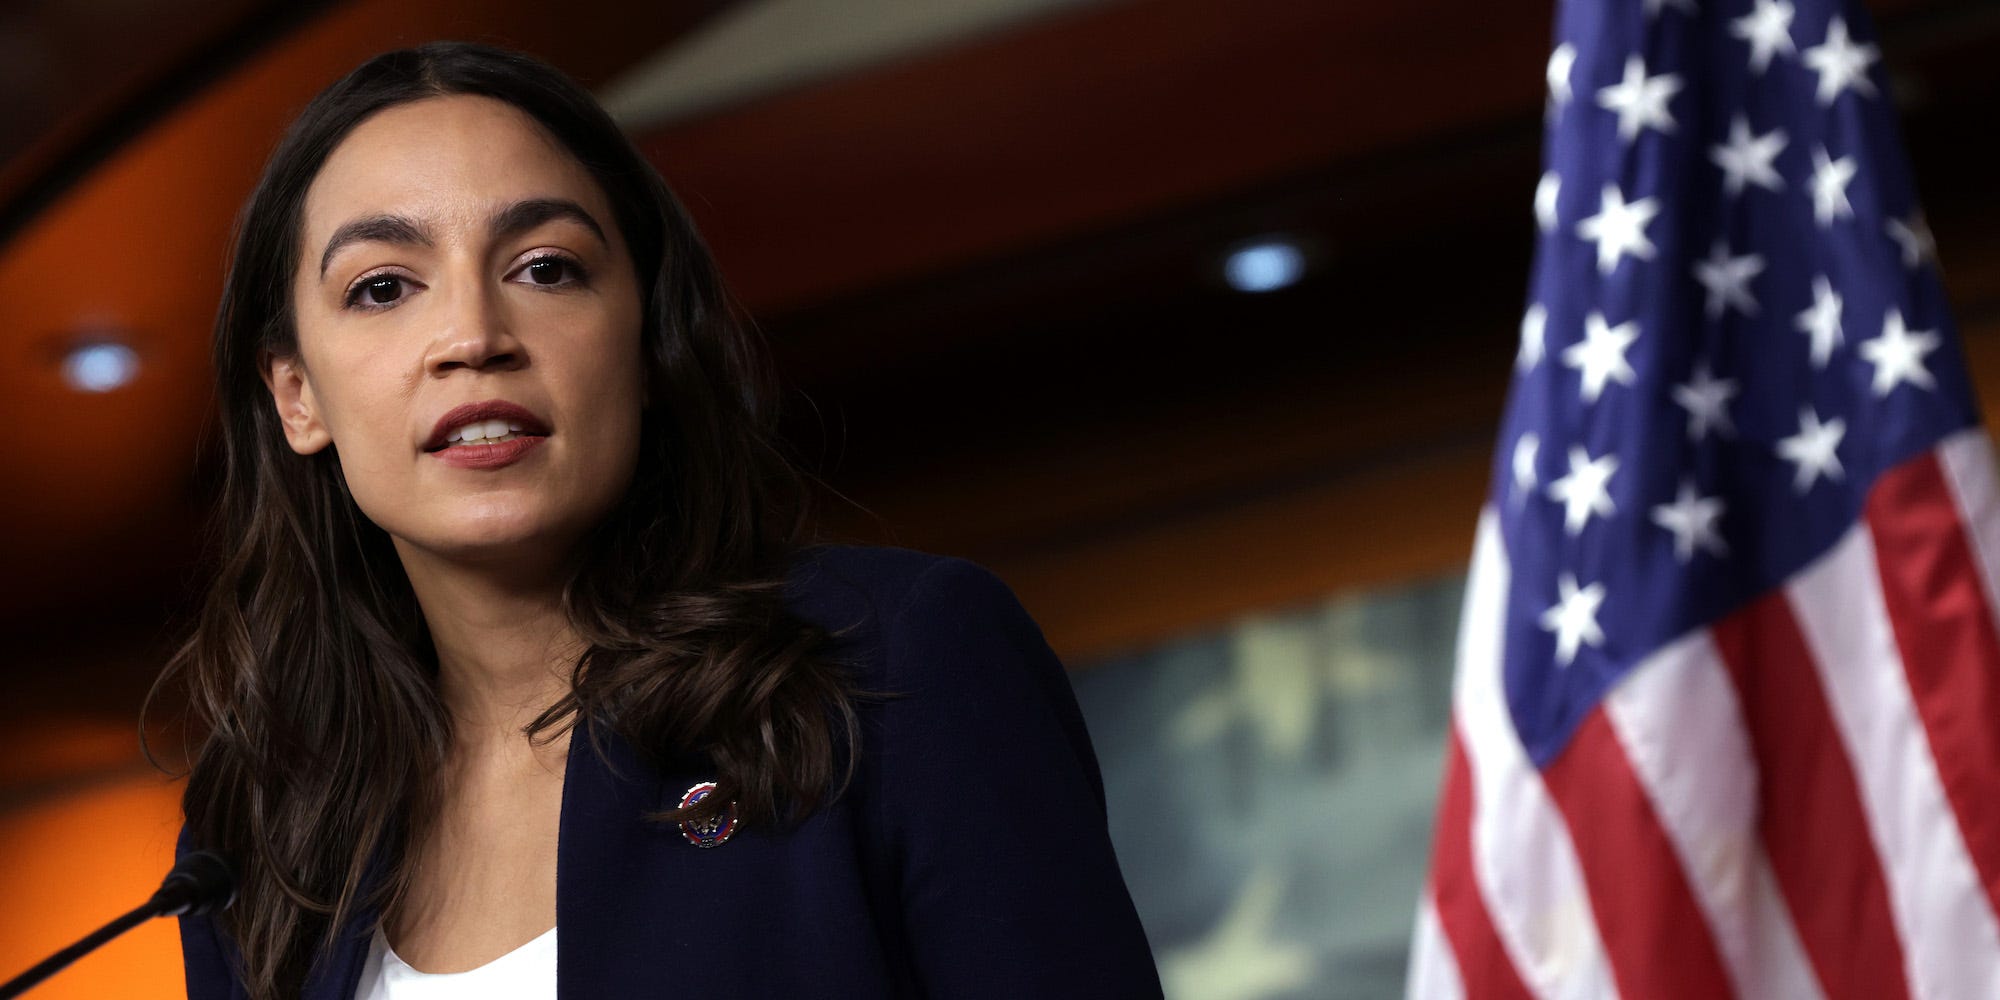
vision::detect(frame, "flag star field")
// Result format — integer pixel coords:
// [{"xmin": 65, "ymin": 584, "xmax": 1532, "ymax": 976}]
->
[{"xmin": 1503, "ymin": 0, "xmax": 1970, "ymax": 768}]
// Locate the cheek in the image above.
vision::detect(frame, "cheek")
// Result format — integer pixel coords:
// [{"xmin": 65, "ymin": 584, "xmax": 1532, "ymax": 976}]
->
[
  {"xmin": 316, "ymin": 359, "xmax": 404, "ymax": 444},
  {"xmin": 579, "ymin": 340, "xmax": 648, "ymax": 476},
  {"xmin": 303, "ymin": 352, "xmax": 414, "ymax": 506},
  {"xmin": 579, "ymin": 301, "xmax": 647, "ymax": 417},
  {"xmin": 569, "ymin": 324, "xmax": 648, "ymax": 499}
]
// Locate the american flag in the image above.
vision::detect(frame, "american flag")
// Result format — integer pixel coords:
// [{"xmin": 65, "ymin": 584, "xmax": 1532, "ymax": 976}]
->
[{"xmin": 1407, "ymin": 1, "xmax": 2000, "ymax": 997}]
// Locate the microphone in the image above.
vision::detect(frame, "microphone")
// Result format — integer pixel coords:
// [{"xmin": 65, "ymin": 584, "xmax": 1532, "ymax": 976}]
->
[
  {"xmin": 150, "ymin": 849, "xmax": 237, "ymax": 916},
  {"xmin": 0, "ymin": 850, "xmax": 236, "ymax": 999}
]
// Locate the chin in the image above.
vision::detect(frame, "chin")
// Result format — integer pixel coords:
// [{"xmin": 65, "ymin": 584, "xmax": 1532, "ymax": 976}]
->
[{"xmin": 384, "ymin": 504, "xmax": 594, "ymax": 566}]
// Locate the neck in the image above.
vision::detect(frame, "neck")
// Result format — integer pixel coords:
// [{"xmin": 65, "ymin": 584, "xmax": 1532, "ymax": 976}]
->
[{"xmin": 396, "ymin": 542, "xmax": 583, "ymax": 758}]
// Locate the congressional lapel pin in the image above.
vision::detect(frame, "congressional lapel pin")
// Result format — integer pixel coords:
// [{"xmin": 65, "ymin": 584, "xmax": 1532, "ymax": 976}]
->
[{"xmin": 677, "ymin": 780, "xmax": 740, "ymax": 848}]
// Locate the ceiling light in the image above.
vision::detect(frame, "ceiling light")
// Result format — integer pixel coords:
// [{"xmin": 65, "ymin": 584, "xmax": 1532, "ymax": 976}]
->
[
  {"xmin": 61, "ymin": 341, "xmax": 141, "ymax": 393},
  {"xmin": 1222, "ymin": 238, "xmax": 1307, "ymax": 293}
]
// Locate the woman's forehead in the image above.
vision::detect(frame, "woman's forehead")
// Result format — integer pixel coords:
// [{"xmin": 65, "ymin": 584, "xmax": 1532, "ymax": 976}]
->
[{"xmin": 301, "ymin": 94, "xmax": 610, "ymax": 242}]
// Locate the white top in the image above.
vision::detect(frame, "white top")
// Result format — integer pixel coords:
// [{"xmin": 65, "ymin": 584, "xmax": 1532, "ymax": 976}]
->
[{"xmin": 354, "ymin": 925, "xmax": 557, "ymax": 1000}]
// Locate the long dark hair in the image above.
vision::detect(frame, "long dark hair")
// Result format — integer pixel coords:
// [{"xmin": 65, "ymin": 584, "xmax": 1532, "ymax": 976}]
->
[{"xmin": 146, "ymin": 41, "xmax": 857, "ymax": 999}]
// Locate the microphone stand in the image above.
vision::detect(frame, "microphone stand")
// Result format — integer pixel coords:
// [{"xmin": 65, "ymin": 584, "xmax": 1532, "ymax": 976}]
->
[{"xmin": 0, "ymin": 850, "xmax": 234, "ymax": 999}]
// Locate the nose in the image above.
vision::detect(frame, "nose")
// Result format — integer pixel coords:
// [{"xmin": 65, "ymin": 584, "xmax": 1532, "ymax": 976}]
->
[{"xmin": 425, "ymin": 280, "xmax": 523, "ymax": 375}]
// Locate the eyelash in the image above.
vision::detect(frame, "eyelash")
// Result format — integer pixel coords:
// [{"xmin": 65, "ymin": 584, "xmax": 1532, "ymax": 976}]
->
[
  {"xmin": 340, "ymin": 252, "xmax": 590, "ymax": 311},
  {"xmin": 343, "ymin": 271, "xmax": 414, "ymax": 310},
  {"xmin": 517, "ymin": 252, "xmax": 589, "ymax": 290}
]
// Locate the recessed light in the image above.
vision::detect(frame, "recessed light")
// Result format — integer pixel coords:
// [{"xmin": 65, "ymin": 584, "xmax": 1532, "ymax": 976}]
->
[
  {"xmin": 1222, "ymin": 238, "xmax": 1307, "ymax": 293},
  {"xmin": 61, "ymin": 341, "xmax": 141, "ymax": 393}
]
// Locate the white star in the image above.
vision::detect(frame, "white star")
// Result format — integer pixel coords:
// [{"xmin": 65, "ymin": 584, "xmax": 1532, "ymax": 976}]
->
[
  {"xmin": 1536, "ymin": 171, "xmax": 1562, "ymax": 233},
  {"xmin": 1547, "ymin": 43, "xmax": 1578, "ymax": 108},
  {"xmin": 1563, "ymin": 312, "xmax": 1640, "ymax": 403},
  {"xmin": 1795, "ymin": 275, "xmax": 1844, "ymax": 369},
  {"xmin": 1810, "ymin": 147, "xmax": 1857, "ymax": 226},
  {"xmin": 1597, "ymin": 56, "xmax": 1684, "ymax": 142},
  {"xmin": 1858, "ymin": 308, "xmax": 1941, "ymax": 396},
  {"xmin": 1518, "ymin": 303, "xmax": 1548, "ymax": 371},
  {"xmin": 1730, "ymin": 0, "xmax": 1797, "ymax": 73},
  {"xmin": 1512, "ymin": 433, "xmax": 1541, "ymax": 503},
  {"xmin": 1645, "ymin": 0, "xmax": 1698, "ymax": 18},
  {"xmin": 1803, "ymin": 16, "xmax": 1880, "ymax": 105},
  {"xmin": 1576, "ymin": 184, "xmax": 1661, "ymax": 274},
  {"xmin": 1886, "ymin": 211, "xmax": 1937, "ymax": 269},
  {"xmin": 1547, "ymin": 445, "xmax": 1620, "ymax": 536},
  {"xmin": 1709, "ymin": 116, "xmax": 1788, "ymax": 196},
  {"xmin": 1651, "ymin": 480, "xmax": 1729, "ymax": 563},
  {"xmin": 1693, "ymin": 241, "xmax": 1766, "ymax": 319},
  {"xmin": 1672, "ymin": 361, "xmax": 1738, "ymax": 441},
  {"xmin": 1539, "ymin": 573, "xmax": 1608, "ymax": 667},
  {"xmin": 1777, "ymin": 407, "xmax": 1846, "ymax": 494}
]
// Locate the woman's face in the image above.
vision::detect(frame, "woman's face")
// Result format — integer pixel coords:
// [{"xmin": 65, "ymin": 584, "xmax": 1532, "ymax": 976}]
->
[{"xmin": 266, "ymin": 94, "xmax": 646, "ymax": 574}]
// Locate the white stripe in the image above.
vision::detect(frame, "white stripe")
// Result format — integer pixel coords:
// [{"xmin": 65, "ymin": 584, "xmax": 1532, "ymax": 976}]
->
[
  {"xmin": 1787, "ymin": 526, "xmax": 2000, "ymax": 1000},
  {"xmin": 1602, "ymin": 630, "xmax": 1824, "ymax": 1000},
  {"xmin": 1936, "ymin": 430, "xmax": 2000, "ymax": 627},
  {"xmin": 1743, "ymin": 861, "xmax": 1825, "ymax": 1000},
  {"xmin": 1408, "ymin": 894, "xmax": 1467, "ymax": 1000},
  {"xmin": 1454, "ymin": 510, "xmax": 1618, "ymax": 1000}
]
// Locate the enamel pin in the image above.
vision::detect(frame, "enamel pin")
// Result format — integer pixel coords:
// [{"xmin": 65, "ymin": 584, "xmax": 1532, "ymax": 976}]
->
[{"xmin": 677, "ymin": 780, "xmax": 740, "ymax": 848}]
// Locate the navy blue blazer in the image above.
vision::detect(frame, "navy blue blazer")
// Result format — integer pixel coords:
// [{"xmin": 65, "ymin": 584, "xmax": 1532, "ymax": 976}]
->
[{"xmin": 177, "ymin": 544, "xmax": 1163, "ymax": 998}]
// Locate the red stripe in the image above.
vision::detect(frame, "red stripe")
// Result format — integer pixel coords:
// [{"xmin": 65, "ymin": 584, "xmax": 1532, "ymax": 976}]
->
[
  {"xmin": 1540, "ymin": 707, "xmax": 1734, "ymax": 1000},
  {"xmin": 1710, "ymin": 590, "xmax": 1909, "ymax": 1000},
  {"xmin": 1428, "ymin": 723, "xmax": 1534, "ymax": 1000},
  {"xmin": 1866, "ymin": 451, "xmax": 2000, "ymax": 921}
]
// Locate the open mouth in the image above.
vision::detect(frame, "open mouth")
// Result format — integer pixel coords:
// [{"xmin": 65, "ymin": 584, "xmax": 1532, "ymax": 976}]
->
[
  {"xmin": 432, "ymin": 419, "xmax": 539, "ymax": 450},
  {"xmin": 422, "ymin": 401, "xmax": 552, "ymax": 453}
]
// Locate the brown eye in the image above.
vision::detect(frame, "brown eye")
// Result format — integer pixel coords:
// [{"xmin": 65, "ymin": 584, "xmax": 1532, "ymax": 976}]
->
[
  {"xmin": 526, "ymin": 259, "xmax": 567, "ymax": 285},
  {"xmin": 362, "ymin": 276, "xmax": 404, "ymax": 304}
]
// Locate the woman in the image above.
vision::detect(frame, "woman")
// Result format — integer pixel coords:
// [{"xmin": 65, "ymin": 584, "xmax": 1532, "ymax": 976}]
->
[{"xmin": 154, "ymin": 41, "xmax": 1161, "ymax": 999}]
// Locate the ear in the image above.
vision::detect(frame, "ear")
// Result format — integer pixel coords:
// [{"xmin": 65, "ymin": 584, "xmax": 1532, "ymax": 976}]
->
[{"xmin": 260, "ymin": 351, "xmax": 333, "ymax": 454}]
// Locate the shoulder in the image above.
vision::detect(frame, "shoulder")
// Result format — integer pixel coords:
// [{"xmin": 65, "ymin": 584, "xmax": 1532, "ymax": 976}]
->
[
  {"xmin": 782, "ymin": 551, "xmax": 1161, "ymax": 995},
  {"xmin": 784, "ymin": 543, "xmax": 1009, "ymax": 619},
  {"xmin": 782, "ymin": 543, "xmax": 1043, "ymax": 665},
  {"xmin": 784, "ymin": 542, "xmax": 1103, "ymax": 804}
]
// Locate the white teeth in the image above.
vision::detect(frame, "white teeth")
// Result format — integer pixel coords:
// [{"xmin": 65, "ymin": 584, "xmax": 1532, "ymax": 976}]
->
[
  {"xmin": 449, "ymin": 431, "xmax": 522, "ymax": 447},
  {"xmin": 442, "ymin": 418, "xmax": 533, "ymax": 447}
]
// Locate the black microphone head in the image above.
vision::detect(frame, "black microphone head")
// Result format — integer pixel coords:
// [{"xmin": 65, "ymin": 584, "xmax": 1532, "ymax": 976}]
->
[{"xmin": 152, "ymin": 850, "xmax": 237, "ymax": 917}]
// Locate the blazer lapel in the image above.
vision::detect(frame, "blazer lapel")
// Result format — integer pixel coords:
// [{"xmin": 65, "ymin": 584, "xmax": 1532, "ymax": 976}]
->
[{"xmin": 556, "ymin": 715, "xmax": 673, "ymax": 998}]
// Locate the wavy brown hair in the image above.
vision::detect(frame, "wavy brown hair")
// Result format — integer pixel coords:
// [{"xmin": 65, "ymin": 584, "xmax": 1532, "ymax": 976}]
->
[{"xmin": 145, "ymin": 41, "xmax": 858, "ymax": 999}]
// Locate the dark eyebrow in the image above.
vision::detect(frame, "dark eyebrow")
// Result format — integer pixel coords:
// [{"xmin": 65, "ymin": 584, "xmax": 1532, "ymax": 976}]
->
[
  {"xmin": 490, "ymin": 198, "xmax": 608, "ymax": 249},
  {"xmin": 318, "ymin": 214, "xmax": 433, "ymax": 278}
]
